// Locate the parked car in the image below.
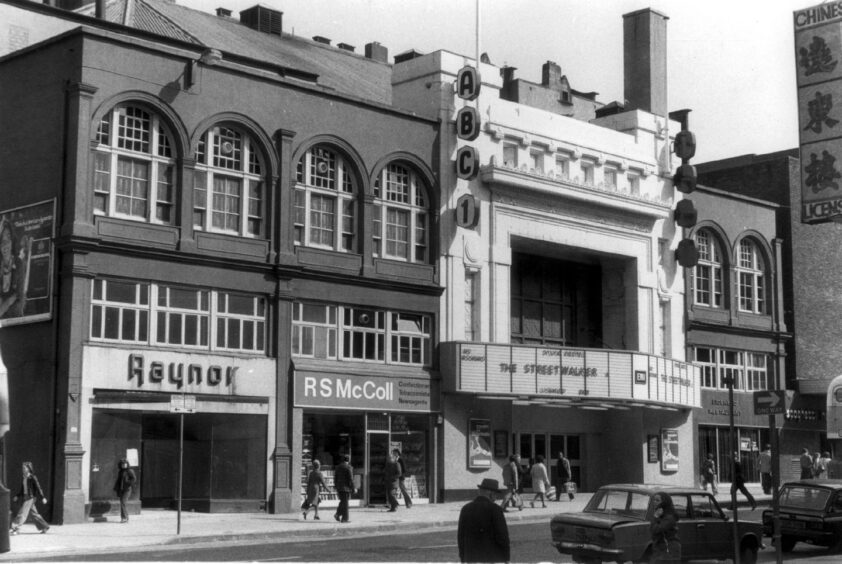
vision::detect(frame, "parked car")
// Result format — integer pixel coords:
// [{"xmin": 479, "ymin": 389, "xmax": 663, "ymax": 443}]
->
[
  {"xmin": 762, "ymin": 479, "xmax": 842, "ymax": 552},
  {"xmin": 550, "ymin": 483, "xmax": 763, "ymax": 563}
]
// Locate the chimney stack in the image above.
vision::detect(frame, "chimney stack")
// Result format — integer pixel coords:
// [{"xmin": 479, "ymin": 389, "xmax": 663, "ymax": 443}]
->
[
  {"xmin": 623, "ymin": 8, "xmax": 668, "ymax": 117},
  {"xmin": 365, "ymin": 42, "xmax": 388, "ymax": 63}
]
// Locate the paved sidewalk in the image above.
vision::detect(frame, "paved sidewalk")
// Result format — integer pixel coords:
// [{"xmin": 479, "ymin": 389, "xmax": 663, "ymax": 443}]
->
[{"xmin": 1, "ymin": 484, "xmax": 771, "ymax": 561}]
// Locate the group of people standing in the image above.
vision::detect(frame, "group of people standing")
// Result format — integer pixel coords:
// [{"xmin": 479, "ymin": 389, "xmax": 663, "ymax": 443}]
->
[
  {"xmin": 499, "ymin": 452, "xmax": 575, "ymax": 512},
  {"xmin": 300, "ymin": 449, "xmax": 413, "ymax": 523},
  {"xmin": 799, "ymin": 447, "xmax": 832, "ymax": 480}
]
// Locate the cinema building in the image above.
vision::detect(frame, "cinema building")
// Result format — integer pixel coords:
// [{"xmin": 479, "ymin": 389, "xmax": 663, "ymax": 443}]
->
[
  {"xmin": 390, "ymin": 9, "xmax": 703, "ymax": 498},
  {"xmin": 0, "ymin": 0, "xmax": 440, "ymax": 523}
]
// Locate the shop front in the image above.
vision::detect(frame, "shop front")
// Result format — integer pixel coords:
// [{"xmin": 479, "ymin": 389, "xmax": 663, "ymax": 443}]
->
[
  {"xmin": 292, "ymin": 365, "xmax": 439, "ymax": 507},
  {"xmin": 81, "ymin": 346, "xmax": 277, "ymax": 515}
]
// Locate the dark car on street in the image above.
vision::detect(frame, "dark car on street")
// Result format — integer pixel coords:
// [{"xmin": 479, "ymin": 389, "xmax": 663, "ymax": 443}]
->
[
  {"xmin": 550, "ymin": 483, "xmax": 763, "ymax": 563},
  {"xmin": 762, "ymin": 479, "xmax": 842, "ymax": 552}
]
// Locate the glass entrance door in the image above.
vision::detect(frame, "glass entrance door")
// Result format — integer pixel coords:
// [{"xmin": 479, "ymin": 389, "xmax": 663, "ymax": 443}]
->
[
  {"xmin": 514, "ymin": 432, "xmax": 582, "ymax": 491},
  {"xmin": 367, "ymin": 432, "xmax": 390, "ymax": 505}
]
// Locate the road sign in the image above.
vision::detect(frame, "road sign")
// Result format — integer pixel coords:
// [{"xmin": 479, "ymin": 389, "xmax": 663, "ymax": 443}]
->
[
  {"xmin": 754, "ymin": 390, "xmax": 786, "ymax": 415},
  {"xmin": 170, "ymin": 394, "xmax": 196, "ymax": 413}
]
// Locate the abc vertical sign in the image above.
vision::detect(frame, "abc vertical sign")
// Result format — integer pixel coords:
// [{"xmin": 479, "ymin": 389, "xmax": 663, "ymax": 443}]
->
[{"xmin": 455, "ymin": 66, "xmax": 481, "ymax": 181}]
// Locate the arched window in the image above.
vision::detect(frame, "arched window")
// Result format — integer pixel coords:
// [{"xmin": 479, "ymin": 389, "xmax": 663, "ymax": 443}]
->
[
  {"xmin": 693, "ymin": 229, "xmax": 723, "ymax": 308},
  {"xmin": 294, "ymin": 146, "xmax": 357, "ymax": 251},
  {"xmin": 193, "ymin": 126, "xmax": 265, "ymax": 238},
  {"xmin": 373, "ymin": 163, "xmax": 429, "ymax": 263},
  {"xmin": 737, "ymin": 239, "xmax": 765, "ymax": 313},
  {"xmin": 94, "ymin": 105, "xmax": 176, "ymax": 224}
]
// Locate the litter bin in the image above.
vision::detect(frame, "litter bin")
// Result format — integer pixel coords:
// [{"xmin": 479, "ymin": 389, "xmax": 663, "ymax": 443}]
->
[{"xmin": 0, "ymin": 483, "xmax": 9, "ymax": 553}]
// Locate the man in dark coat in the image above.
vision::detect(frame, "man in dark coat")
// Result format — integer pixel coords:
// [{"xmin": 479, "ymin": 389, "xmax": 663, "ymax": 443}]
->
[
  {"xmin": 458, "ymin": 478, "xmax": 510, "ymax": 563},
  {"xmin": 114, "ymin": 458, "xmax": 137, "ymax": 523},
  {"xmin": 333, "ymin": 454, "xmax": 355, "ymax": 523},
  {"xmin": 384, "ymin": 453, "xmax": 401, "ymax": 512},
  {"xmin": 556, "ymin": 451, "xmax": 575, "ymax": 501},
  {"xmin": 393, "ymin": 448, "xmax": 413, "ymax": 508},
  {"xmin": 10, "ymin": 461, "xmax": 49, "ymax": 534}
]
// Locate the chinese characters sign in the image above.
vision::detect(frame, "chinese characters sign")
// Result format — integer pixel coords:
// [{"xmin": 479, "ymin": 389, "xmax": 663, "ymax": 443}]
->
[
  {"xmin": 794, "ymin": 4, "xmax": 842, "ymax": 223},
  {"xmin": 0, "ymin": 200, "xmax": 55, "ymax": 326}
]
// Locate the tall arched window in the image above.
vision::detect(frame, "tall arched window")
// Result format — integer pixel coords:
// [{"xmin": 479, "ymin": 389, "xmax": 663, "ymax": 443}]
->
[
  {"xmin": 294, "ymin": 146, "xmax": 357, "ymax": 251},
  {"xmin": 193, "ymin": 126, "xmax": 265, "ymax": 238},
  {"xmin": 737, "ymin": 239, "xmax": 765, "ymax": 313},
  {"xmin": 94, "ymin": 105, "xmax": 176, "ymax": 224},
  {"xmin": 373, "ymin": 163, "xmax": 429, "ymax": 263},
  {"xmin": 693, "ymin": 229, "xmax": 723, "ymax": 308}
]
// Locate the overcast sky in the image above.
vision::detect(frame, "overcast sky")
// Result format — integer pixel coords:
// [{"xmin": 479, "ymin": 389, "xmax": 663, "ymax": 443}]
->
[{"xmin": 180, "ymin": 0, "xmax": 810, "ymax": 164}]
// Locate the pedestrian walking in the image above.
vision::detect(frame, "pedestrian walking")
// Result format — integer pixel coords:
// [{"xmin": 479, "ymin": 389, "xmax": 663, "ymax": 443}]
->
[
  {"xmin": 114, "ymin": 458, "xmax": 137, "ymax": 523},
  {"xmin": 799, "ymin": 447, "xmax": 813, "ymax": 479},
  {"xmin": 529, "ymin": 455, "xmax": 550, "ymax": 508},
  {"xmin": 301, "ymin": 459, "xmax": 328, "ymax": 520},
  {"xmin": 556, "ymin": 451, "xmax": 575, "ymax": 501},
  {"xmin": 384, "ymin": 452, "xmax": 401, "ymax": 512},
  {"xmin": 650, "ymin": 491, "xmax": 681, "ymax": 563},
  {"xmin": 730, "ymin": 452, "xmax": 757, "ymax": 511},
  {"xmin": 700, "ymin": 453, "xmax": 718, "ymax": 495},
  {"xmin": 758, "ymin": 445, "xmax": 772, "ymax": 495},
  {"xmin": 457, "ymin": 478, "xmax": 510, "ymax": 563},
  {"xmin": 10, "ymin": 461, "xmax": 49, "ymax": 535},
  {"xmin": 333, "ymin": 454, "xmax": 355, "ymax": 523},
  {"xmin": 500, "ymin": 454, "xmax": 523, "ymax": 512},
  {"xmin": 814, "ymin": 451, "xmax": 830, "ymax": 478},
  {"xmin": 393, "ymin": 449, "xmax": 413, "ymax": 508}
]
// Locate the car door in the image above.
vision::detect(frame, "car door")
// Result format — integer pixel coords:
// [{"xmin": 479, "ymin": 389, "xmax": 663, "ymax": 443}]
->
[
  {"xmin": 670, "ymin": 494, "xmax": 698, "ymax": 558},
  {"xmin": 686, "ymin": 493, "xmax": 731, "ymax": 559}
]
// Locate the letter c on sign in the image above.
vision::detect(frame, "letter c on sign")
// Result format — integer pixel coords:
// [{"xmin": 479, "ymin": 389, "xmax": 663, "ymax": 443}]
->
[{"xmin": 456, "ymin": 146, "xmax": 479, "ymax": 180}]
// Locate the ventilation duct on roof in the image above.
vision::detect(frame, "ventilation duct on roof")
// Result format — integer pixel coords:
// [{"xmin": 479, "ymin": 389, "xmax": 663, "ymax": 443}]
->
[
  {"xmin": 240, "ymin": 5, "xmax": 283, "ymax": 36},
  {"xmin": 337, "ymin": 43, "xmax": 355, "ymax": 53},
  {"xmin": 312, "ymin": 36, "xmax": 331, "ymax": 45}
]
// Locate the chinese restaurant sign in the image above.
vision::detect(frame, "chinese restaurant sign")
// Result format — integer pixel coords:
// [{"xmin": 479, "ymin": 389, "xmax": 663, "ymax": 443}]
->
[
  {"xmin": 0, "ymin": 200, "xmax": 55, "ymax": 326},
  {"xmin": 794, "ymin": 4, "xmax": 842, "ymax": 223},
  {"xmin": 441, "ymin": 342, "xmax": 701, "ymax": 408},
  {"xmin": 294, "ymin": 371, "xmax": 433, "ymax": 412}
]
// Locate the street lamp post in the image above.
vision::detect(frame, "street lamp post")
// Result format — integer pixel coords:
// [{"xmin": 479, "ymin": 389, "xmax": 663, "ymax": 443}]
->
[{"xmin": 725, "ymin": 374, "xmax": 740, "ymax": 564}]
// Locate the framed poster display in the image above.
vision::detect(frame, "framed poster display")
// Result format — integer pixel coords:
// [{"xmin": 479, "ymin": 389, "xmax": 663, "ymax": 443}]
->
[
  {"xmin": 661, "ymin": 428, "xmax": 679, "ymax": 472},
  {"xmin": 468, "ymin": 419, "xmax": 492, "ymax": 468}
]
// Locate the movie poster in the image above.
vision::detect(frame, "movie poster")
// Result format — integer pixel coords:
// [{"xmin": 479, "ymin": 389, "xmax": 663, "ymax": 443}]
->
[
  {"xmin": 661, "ymin": 428, "xmax": 679, "ymax": 472},
  {"xmin": 0, "ymin": 200, "xmax": 55, "ymax": 327},
  {"xmin": 468, "ymin": 419, "xmax": 492, "ymax": 468}
]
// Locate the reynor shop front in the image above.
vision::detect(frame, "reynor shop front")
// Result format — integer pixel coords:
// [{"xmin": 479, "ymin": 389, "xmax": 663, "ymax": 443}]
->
[
  {"xmin": 291, "ymin": 363, "xmax": 439, "ymax": 507},
  {"xmin": 439, "ymin": 342, "xmax": 701, "ymax": 500},
  {"xmin": 81, "ymin": 345, "xmax": 277, "ymax": 515}
]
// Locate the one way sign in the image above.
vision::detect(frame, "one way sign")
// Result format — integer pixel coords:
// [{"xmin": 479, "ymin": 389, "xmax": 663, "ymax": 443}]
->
[{"xmin": 754, "ymin": 390, "xmax": 786, "ymax": 415}]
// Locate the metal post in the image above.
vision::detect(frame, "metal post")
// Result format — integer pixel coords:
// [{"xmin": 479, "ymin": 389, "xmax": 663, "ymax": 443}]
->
[
  {"xmin": 771, "ymin": 413, "xmax": 782, "ymax": 564},
  {"xmin": 728, "ymin": 376, "xmax": 740, "ymax": 564},
  {"xmin": 177, "ymin": 408, "xmax": 183, "ymax": 535}
]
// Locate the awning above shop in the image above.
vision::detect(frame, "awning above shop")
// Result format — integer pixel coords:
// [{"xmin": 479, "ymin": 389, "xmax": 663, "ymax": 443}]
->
[{"xmin": 91, "ymin": 389, "xmax": 269, "ymax": 414}]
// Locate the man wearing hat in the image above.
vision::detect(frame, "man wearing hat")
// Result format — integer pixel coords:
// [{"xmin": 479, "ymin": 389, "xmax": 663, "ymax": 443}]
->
[{"xmin": 457, "ymin": 478, "xmax": 511, "ymax": 563}]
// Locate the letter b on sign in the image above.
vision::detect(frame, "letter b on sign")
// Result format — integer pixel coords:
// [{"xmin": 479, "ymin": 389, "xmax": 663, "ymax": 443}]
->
[{"xmin": 456, "ymin": 107, "xmax": 480, "ymax": 141}]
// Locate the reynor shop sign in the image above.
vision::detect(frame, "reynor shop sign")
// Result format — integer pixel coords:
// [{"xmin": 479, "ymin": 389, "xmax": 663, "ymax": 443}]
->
[{"xmin": 294, "ymin": 372, "xmax": 431, "ymax": 412}]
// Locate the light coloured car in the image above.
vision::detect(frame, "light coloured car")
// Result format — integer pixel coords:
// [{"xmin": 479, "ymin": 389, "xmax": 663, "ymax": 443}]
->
[{"xmin": 550, "ymin": 483, "xmax": 763, "ymax": 563}]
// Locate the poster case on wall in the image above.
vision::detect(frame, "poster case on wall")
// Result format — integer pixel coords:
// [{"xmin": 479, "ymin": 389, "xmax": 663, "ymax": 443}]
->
[
  {"xmin": 0, "ymin": 199, "xmax": 55, "ymax": 327},
  {"xmin": 661, "ymin": 428, "xmax": 679, "ymax": 472},
  {"xmin": 468, "ymin": 418, "xmax": 492, "ymax": 468}
]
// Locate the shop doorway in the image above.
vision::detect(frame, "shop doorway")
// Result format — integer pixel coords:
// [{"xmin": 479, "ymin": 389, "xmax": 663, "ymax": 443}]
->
[{"xmin": 367, "ymin": 432, "xmax": 390, "ymax": 505}]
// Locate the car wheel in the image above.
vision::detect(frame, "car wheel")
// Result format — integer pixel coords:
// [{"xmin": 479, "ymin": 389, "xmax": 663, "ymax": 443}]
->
[
  {"xmin": 780, "ymin": 535, "xmax": 797, "ymax": 553},
  {"xmin": 632, "ymin": 548, "xmax": 652, "ymax": 564},
  {"xmin": 740, "ymin": 541, "xmax": 758, "ymax": 564}
]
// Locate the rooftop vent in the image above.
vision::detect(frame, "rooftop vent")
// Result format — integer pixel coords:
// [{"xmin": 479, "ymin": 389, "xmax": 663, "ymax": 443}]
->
[
  {"xmin": 240, "ymin": 5, "xmax": 283, "ymax": 36},
  {"xmin": 216, "ymin": 7, "xmax": 232, "ymax": 17},
  {"xmin": 365, "ymin": 42, "xmax": 388, "ymax": 63},
  {"xmin": 337, "ymin": 43, "xmax": 355, "ymax": 53},
  {"xmin": 393, "ymin": 49, "xmax": 423, "ymax": 64},
  {"xmin": 312, "ymin": 36, "xmax": 331, "ymax": 45}
]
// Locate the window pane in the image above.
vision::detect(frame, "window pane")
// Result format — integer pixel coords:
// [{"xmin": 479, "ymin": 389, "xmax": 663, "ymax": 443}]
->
[{"xmin": 227, "ymin": 318, "xmax": 240, "ymax": 348}]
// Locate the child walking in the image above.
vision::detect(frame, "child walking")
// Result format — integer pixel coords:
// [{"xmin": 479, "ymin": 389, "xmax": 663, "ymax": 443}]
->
[{"xmin": 301, "ymin": 459, "xmax": 328, "ymax": 520}]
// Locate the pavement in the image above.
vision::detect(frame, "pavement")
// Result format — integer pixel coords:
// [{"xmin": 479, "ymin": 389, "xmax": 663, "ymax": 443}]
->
[{"xmin": 1, "ymin": 483, "xmax": 771, "ymax": 561}]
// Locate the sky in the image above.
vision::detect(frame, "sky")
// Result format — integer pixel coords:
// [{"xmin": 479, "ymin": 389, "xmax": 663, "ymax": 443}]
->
[{"xmin": 179, "ymin": 0, "xmax": 812, "ymax": 164}]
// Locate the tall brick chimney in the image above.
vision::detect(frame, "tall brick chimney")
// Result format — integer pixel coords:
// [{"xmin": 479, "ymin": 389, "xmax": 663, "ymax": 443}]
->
[{"xmin": 623, "ymin": 8, "xmax": 668, "ymax": 117}]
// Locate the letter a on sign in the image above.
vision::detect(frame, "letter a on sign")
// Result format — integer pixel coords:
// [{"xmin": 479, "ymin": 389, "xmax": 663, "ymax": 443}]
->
[{"xmin": 457, "ymin": 66, "xmax": 481, "ymax": 101}]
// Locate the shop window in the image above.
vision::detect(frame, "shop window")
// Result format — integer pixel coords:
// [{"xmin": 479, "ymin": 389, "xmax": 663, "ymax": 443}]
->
[
  {"xmin": 216, "ymin": 293, "xmax": 266, "ymax": 351},
  {"xmin": 343, "ymin": 307, "xmax": 386, "ymax": 361},
  {"xmin": 94, "ymin": 105, "xmax": 176, "ymax": 224},
  {"xmin": 694, "ymin": 229, "xmax": 724, "ymax": 308},
  {"xmin": 194, "ymin": 126, "xmax": 265, "ymax": 238},
  {"xmin": 294, "ymin": 146, "xmax": 357, "ymax": 252},
  {"xmin": 372, "ymin": 163, "xmax": 429, "ymax": 263},
  {"xmin": 737, "ymin": 239, "xmax": 765, "ymax": 314},
  {"xmin": 292, "ymin": 303, "xmax": 337, "ymax": 358},
  {"xmin": 90, "ymin": 279, "xmax": 149, "ymax": 342}
]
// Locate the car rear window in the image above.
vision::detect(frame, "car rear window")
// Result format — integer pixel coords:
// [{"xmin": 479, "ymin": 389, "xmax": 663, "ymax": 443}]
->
[
  {"xmin": 779, "ymin": 486, "xmax": 831, "ymax": 510},
  {"xmin": 585, "ymin": 489, "xmax": 648, "ymax": 518}
]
